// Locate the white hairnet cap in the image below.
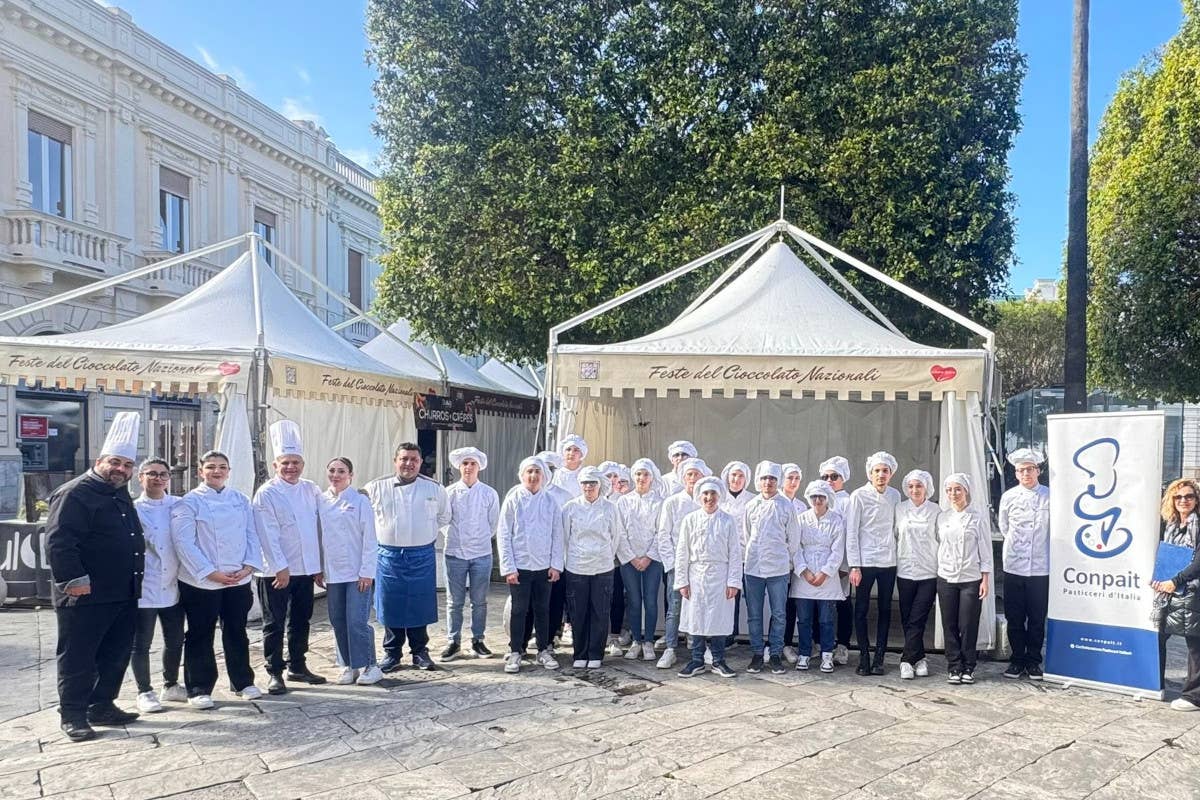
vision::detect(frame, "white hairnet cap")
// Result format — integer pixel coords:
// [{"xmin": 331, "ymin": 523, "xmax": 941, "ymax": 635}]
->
[
  {"xmin": 578, "ymin": 466, "xmax": 605, "ymax": 484},
  {"xmin": 449, "ymin": 446, "xmax": 487, "ymax": 471},
  {"xmin": 721, "ymin": 460, "xmax": 751, "ymax": 485},
  {"xmin": 100, "ymin": 411, "xmax": 141, "ymax": 461},
  {"xmin": 668, "ymin": 440, "xmax": 698, "ymax": 458},
  {"xmin": 518, "ymin": 456, "xmax": 548, "ymax": 478},
  {"xmin": 804, "ymin": 479, "xmax": 836, "ymax": 504},
  {"xmin": 818, "ymin": 456, "xmax": 851, "ymax": 482},
  {"xmin": 782, "ymin": 463, "xmax": 802, "ymax": 479},
  {"xmin": 598, "ymin": 461, "xmax": 621, "ymax": 476},
  {"xmin": 944, "ymin": 472, "xmax": 972, "ymax": 497},
  {"xmin": 536, "ymin": 450, "xmax": 563, "ymax": 470},
  {"xmin": 1007, "ymin": 448, "xmax": 1045, "ymax": 468},
  {"xmin": 558, "ymin": 434, "xmax": 588, "ymax": 458},
  {"xmin": 755, "ymin": 460, "xmax": 782, "ymax": 482},
  {"xmin": 679, "ymin": 458, "xmax": 712, "ymax": 478},
  {"xmin": 901, "ymin": 469, "xmax": 934, "ymax": 499},
  {"xmin": 694, "ymin": 476, "xmax": 726, "ymax": 502},
  {"xmin": 865, "ymin": 451, "xmax": 898, "ymax": 474}
]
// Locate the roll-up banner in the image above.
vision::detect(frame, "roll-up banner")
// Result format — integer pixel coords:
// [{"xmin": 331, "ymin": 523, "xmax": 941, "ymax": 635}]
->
[{"xmin": 1045, "ymin": 410, "xmax": 1164, "ymax": 698}]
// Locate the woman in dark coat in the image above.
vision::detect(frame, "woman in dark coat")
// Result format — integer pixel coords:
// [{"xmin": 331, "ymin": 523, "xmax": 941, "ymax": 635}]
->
[{"xmin": 1152, "ymin": 478, "xmax": 1200, "ymax": 711}]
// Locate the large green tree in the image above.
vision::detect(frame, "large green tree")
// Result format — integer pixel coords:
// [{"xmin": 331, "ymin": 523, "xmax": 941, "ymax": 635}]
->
[
  {"xmin": 368, "ymin": 0, "xmax": 1024, "ymax": 363},
  {"xmin": 1089, "ymin": 1, "xmax": 1200, "ymax": 401},
  {"xmin": 993, "ymin": 297, "xmax": 1066, "ymax": 397}
]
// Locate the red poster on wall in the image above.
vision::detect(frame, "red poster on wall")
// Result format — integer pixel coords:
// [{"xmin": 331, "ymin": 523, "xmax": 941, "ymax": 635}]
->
[{"xmin": 18, "ymin": 415, "xmax": 49, "ymax": 439}]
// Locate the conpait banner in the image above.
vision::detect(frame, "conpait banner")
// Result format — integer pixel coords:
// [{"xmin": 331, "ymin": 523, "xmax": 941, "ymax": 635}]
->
[{"xmin": 1045, "ymin": 410, "xmax": 1164, "ymax": 698}]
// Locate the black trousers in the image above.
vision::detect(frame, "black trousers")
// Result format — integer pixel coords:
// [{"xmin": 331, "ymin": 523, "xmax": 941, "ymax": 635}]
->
[
  {"xmin": 567, "ymin": 570, "xmax": 614, "ymax": 661},
  {"xmin": 837, "ymin": 595, "xmax": 853, "ymax": 646},
  {"xmin": 383, "ymin": 625, "xmax": 430, "ymax": 659},
  {"xmin": 853, "ymin": 566, "xmax": 897, "ymax": 658},
  {"xmin": 610, "ymin": 566, "xmax": 626, "ymax": 635},
  {"xmin": 784, "ymin": 597, "xmax": 797, "ymax": 647},
  {"xmin": 549, "ymin": 575, "xmax": 568, "ymax": 637},
  {"xmin": 937, "ymin": 578, "xmax": 982, "ymax": 672},
  {"xmin": 1004, "ymin": 572, "xmax": 1049, "ymax": 669},
  {"xmin": 897, "ymin": 577, "xmax": 937, "ymax": 664},
  {"xmin": 131, "ymin": 604, "xmax": 185, "ymax": 693},
  {"xmin": 55, "ymin": 599, "xmax": 137, "ymax": 722},
  {"xmin": 256, "ymin": 575, "xmax": 316, "ymax": 675},
  {"xmin": 179, "ymin": 582, "xmax": 255, "ymax": 696},
  {"xmin": 1159, "ymin": 625, "xmax": 1200, "ymax": 704},
  {"xmin": 510, "ymin": 569, "xmax": 552, "ymax": 654}
]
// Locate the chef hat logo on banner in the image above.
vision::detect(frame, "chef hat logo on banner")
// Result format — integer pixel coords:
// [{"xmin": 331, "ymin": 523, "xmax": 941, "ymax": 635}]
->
[{"xmin": 1071, "ymin": 437, "xmax": 1133, "ymax": 560}]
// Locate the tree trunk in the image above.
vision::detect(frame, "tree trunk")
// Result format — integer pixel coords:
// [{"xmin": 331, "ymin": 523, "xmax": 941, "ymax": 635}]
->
[{"xmin": 1064, "ymin": 0, "xmax": 1089, "ymax": 412}]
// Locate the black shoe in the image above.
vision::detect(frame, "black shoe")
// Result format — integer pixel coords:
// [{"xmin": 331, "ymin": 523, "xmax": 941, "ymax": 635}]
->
[
  {"xmin": 471, "ymin": 640, "xmax": 493, "ymax": 658},
  {"xmin": 960, "ymin": 669, "xmax": 975, "ymax": 685},
  {"xmin": 747, "ymin": 655, "xmax": 764, "ymax": 673},
  {"xmin": 1003, "ymin": 663, "xmax": 1023, "ymax": 679},
  {"xmin": 855, "ymin": 655, "xmax": 871, "ymax": 676},
  {"xmin": 1026, "ymin": 664, "xmax": 1044, "ymax": 681},
  {"xmin": 286, "ymin": 667, "xmax": 327, "ymax": 685},
  {"xmin": 412, "ymin": 651, "xmax": 436, "ymax": 670},
  {"xmin": 769, "ymin": 655, "xmax": 786, "ymax": 674},
  {"xmin": 441, "ymin": 641, "xmax": 461, "ymax": 662},
  {"xmin": 379, "ymin": 655, "xmax": 401, "ymax": 673},
  {"xmin": 267, "ymin": 674, "xmax": 288, "ymax": 695},
  {"xmin": 60, "ymin": 720, "xmax": 96, "ymax": 742},
  {"xmin": 86, "ymin": 704, "xmax": 138, "ymax": 726},
  {"xmin": 870, "ymin": 656, "xmax": 885, "ymax": 676}
]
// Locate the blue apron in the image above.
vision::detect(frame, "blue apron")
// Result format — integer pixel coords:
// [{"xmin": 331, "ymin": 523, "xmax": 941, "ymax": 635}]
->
[{"xmin": 375, "ymin": 542, "xmax": 437, "ymax": 628}]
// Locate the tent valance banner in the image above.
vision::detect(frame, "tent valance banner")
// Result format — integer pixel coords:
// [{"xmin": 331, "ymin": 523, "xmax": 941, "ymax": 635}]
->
[
  {"xmin": 1045, "ymin": 410, "xmax": 1164, "ymax": 698},
  {"xmin": 0, "ymin": 345, "xmax": 249, "ymax": 395},
  {"xmin": 270, "ymin": 357, "xmax": 432, "ymax": 407}
]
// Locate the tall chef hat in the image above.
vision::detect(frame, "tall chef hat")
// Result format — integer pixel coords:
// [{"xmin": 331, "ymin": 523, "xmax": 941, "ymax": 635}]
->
[
  {"xmin": 99, "ymin": 411, "xmax": 141, "ymax": 461},
  {"xmin": 450, "ymin": 446, "xmax": 488, "ymax": 472},
  {"xmin": 269, "ymin": 420, "xmax": 304, "ymax": 459}
]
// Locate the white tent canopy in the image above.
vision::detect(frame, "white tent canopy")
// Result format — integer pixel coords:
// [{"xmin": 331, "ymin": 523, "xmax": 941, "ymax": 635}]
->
[
  {"xmin": 361, "ymin": 319, "xmax": 506, "ymax": 394},
  {"xmin": 479, "ymin": 358, "xmax": 540, "ymax": 398}
]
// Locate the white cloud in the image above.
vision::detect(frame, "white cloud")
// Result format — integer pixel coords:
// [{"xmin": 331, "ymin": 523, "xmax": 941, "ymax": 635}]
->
[
  {"xmin": 340, "ymin": 147, "xmax": 376, "ymax": 170},
  {"xmin": 194, "ymin": 44, "xmax": 254, "ymax": 91},
  {"xmin": 281, "ymin": 97, "xmax": 323, "ymax": 126},
  {"xmin": 296, "ymin": 66, "xmax": 311, "ymax": 85}
]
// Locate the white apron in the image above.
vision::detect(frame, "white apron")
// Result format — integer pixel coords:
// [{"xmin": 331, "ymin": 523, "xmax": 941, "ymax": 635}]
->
[{"xmin": 675, "ymin": 508, "xmax": 743, "ymax": 637}]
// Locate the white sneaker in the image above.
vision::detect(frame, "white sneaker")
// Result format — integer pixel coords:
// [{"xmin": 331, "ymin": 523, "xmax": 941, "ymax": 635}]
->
[
  {"xmin": 136, "ymin": 691, "xmax": 164, "ymax": 714},
  {"xmin": 188, "ymin": 694, "xmax": 214, "ymax": 710},
  {"xmin": 820, "ymin": 652, "xmax": 834, "ymax": 673},
  {"xmin": 656, "ymin": 649, "xmax": 677, "ymax": 669},
  {"xmin": 624, "ymin": 644, "xmax": 641, "ymax": 660},
  {"xmin": 783, "ymin": 646, "xmax": 799, "ymax": 664},
  {"xmin": 605, "ymin": 638, "xmax": 624, "ymax": 656},
  {"xmin": 653, "ymin": 637, "xmax": 666, "ymax": 650},
  {"xmin": 573, "ymin": 659, "xmax": 587, "ymax": 669},
  {"xmin": 237, "ymin": 685, "xmax": 263, "ymax": 700},
  {"xmin": 915, "ymin": 659, "xmax": 929, "ymax": 678},
  {"xmin": 1170, "ymin": 698, "xmax": 1200, "ymax": 712},
  {"xmin": 900, "ymin": 662, "xmax": 915, "ymax": 680},
  {"xmin": 356, "ymin": 666, "xmax": 384, "ymax": 685},
  {"xmin": 586, "ymin": 660, "xmax": 602, "ymax": 669},
  {"xmin": 162, "ymin": 685, "xmax": 188, "ymax": 703},
  {"xmin": 504, "ymin": 652, "xmax": 522, "ymax": 674},
  {"xmin": 618, "ymin": 630, "xmax": 633, "ymax": 647},
  {"xmin": 642, "ymin": 642, "xmax": 656, "ymax": 661},
  {"xmin": 834, "ymin": 644, "xmax": 849, "ymax": 665},
  {"xmin": 536, "ymin": 649, "xmax": 559, "ymax": 670},
  {"xmin": 335, "ymin": 667, "xmax": 359, "ymax": 685},
  {"xmin": 796, "ymin": 655, "xmax": 810, "ymax": 671}
]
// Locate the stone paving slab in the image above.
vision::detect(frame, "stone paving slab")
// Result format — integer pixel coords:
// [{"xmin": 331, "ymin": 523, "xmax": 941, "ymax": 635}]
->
[{"xmin": 3, "ymin": 585, "xmax": 1200, "ymax": 800}]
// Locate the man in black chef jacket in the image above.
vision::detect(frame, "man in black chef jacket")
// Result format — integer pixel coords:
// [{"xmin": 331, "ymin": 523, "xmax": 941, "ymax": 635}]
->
[{"xmin": 46, "ymin": 411, "xmax": 146, "ymax": 741}]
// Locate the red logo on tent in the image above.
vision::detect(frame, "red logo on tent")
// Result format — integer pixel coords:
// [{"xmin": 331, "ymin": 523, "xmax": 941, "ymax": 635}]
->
[
  {"xmin": 929, "ymin": 365, "xmax": 957, "ymax": 383},
  {"xmin": 218, "ymin": 361, "xmax": 242, "ymax": 376}
]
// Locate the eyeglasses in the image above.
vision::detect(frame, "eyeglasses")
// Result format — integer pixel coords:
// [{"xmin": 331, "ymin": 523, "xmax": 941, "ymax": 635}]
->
[
  {"xmin": 1175, "ymin": 494, "xmax": 1198, "ymax": 503},
  {"xmin": 141, "ymin": 471, "xmax": 170, "ymax": 479},
  {"xmin": 820, "ymin": 474, "xmax": 842, "ymax": 482}
]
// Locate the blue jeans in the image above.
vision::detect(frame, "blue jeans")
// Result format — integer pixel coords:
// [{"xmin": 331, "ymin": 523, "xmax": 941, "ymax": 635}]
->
[
  {"xmin": 620, "ymin": 560, "xmax": 664, "ymax": 643},
  {"xmin": 326, "ymin": 582, "xmax": 377, "ymax": 669},
  {"xmin": 445, "ymin": 554, "xmax": 492, "ymax": 642},
  {"xmin": 688, "ymin": 635, "xmax": 727, "ymax": 666},
  {"xmin": 796, "ymin": 598, "xmax": 836, "ymax": 656},
  {"xmin": 663, "ymin": 569, "xmax": 682, "ymax": 647},
  {"xmin": 743, "ymin": 574, "xmax": 789, "ymax": 656}
]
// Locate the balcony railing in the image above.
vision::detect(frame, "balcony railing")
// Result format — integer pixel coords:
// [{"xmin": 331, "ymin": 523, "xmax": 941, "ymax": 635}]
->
[
  {"xmin": 1, "ymin": 209, "xmax": 126, "ymax": 275},
  {"xmin": 333, "ymin": 153, "xmax": 378, "ymax": 197},
  {"xmin": 138, "ymin": 249, "xmax": 222, "ymax": 296}
]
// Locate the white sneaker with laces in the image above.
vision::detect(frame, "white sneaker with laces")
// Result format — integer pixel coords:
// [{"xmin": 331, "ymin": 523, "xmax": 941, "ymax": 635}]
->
[
  {"xmin": 1170, "ymin": 698, "xmax": 1200, "ymax": 712},
  {"xmin": 820, "ymin": 652, "xmax": 834, "ymax": 673},
  {"xmin": 653, "ymin": 637, "xmax": 666, "ymax": 650},
  {"xmin": 188, "ymin": 694, "xmax": 214, "ymax": 710},
  {"xmin": 537, "ymin": 649, "xmax": 559, "ymax": 670},
  {"xmin": 783, "ymin": 646, "xmax": 798, "ymax": 664},
  {"xmin": 624, "ymin": 644, "xmax": 641, "ymax": 660},
  {"xmin": 573, "ymin": 659, "xmax": 587, "ymax": 669},
  {"xmin": 642, "ymin": 642, "xmax": 656, "ymax": 661},
  {"xmin": 586, "ymin": 660, "xmax": 603, "ymax": 669},
  {"xmin": 335, "ymin": 667, "xmax": 359, "ymax": 685},
  {"xmin": 656, "ymin": 649, "xmax": 677, "ymax": 669},
  {"xmin": 703, "ymin": 646, "xmax": 714, "ymax": 665},
  {"xmin": 834, "ymin": 644, "xmax": 849, "ymax": 665},
  {"xmin": 504, "ymin": 652, "xmax": 522, "ymax": 674},
  {"xmin": 915, "ymin": 659, "xmax": 929, "ymax": 677},
  {"xmin": 162, "ymin": 685, "xmax": 188, "ymax": 703},
  {"xmin": 237, "ymin": 685, "xmax": 263, "ymax": 700},
  {"xmin": 796, "ymin": 655, "xmax": 810, "ymax": 671},
  {"xmin": 356, "ymin": 666, "xmax": 384, "ymax": 685},
  {"xmin": 900, "ymin": 662, "xmax": 915, "ymax": 680},
  {"xmin": 136, "ymin": 691, "xmax": 164, "ymax": 713},
  {"xmin": 605, "ymin": 638, "xmax": 624, "ymax": 656}
]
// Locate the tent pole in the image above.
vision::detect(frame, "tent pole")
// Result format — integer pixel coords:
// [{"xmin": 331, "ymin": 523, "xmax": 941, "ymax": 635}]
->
[
  {"xmin": 248, "ymin": 236, "xmax": 270, "ymax": 488},
  {"xmin": 783, "ymin": 229, "xmax": 904, "ymax": 336},
  {"xmin": 0, "ymin": 233, "xmax": 251, "ymax": 324},
  {"xmin": 675, "ymin": 227, "xmax": 779, "ymax": 319}
]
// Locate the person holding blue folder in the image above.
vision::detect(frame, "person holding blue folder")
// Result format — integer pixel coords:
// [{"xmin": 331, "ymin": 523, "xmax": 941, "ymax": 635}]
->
[{"xmin": 1152, "ymin": 479, "xmax": 1200, "ymax": 712}]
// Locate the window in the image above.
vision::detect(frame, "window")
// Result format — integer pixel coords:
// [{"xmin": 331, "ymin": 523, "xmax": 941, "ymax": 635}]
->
[
  {"xmin": 158, "ymin": 167, "xmax": 190, "ymax": 253},
  {"xmin": 27, "ymin": 111, "xmax": 72, "ymax": 218},
  {"xmin": 347, "ymin": 249, "xmax": 364, "ymax": 309},
  {"xmin": 253, "ymin": 207, "xmax": 276, "ymax": 265}
]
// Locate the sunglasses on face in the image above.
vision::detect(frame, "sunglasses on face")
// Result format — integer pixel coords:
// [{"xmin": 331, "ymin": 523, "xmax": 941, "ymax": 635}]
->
[
  {"xmin": 820, "ymin": 474, "xmax": 841, "ymax": 481},
  {"xmin": 1176, "ymin": 494, "xmax": 1198, "ymax": 502}
]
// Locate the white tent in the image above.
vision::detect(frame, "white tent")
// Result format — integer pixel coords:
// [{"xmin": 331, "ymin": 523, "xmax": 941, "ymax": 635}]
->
[
  {"xmin": 479, "ymin": 358, "xmax": 541, "ymax": 397},
  {"xmin": 0, "ymin": 235, "xmax": 435, "ymax": 494}
]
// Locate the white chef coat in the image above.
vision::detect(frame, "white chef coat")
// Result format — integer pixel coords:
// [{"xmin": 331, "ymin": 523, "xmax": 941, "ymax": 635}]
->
[
  {"xmin": 444, "ymin": 479, "xmax": 500, "ymax": 561},
  {"xmin": 741, "ymin": 493, "xmax": 801, "ymax": 579},
  {"xmin": 171, "ymin": 484, "xmax": 262, "ymax": 590},
  {"xmin": 936, "ymin": 507, "xmax": 993, "ymax": 583},
  {"xmin": 998, "ymin": 484, "xmax": 1050, "ymax": 576},
  {"xmin": 135, "ymin": 494, "xmax": 180, "ymax": 608},
  {"xmin": 616, "ymin": 489, "xmax": 665, "ymax": 564},
  {"xmin": 253, "ymin": 477, "xmax": 324, "ymax": 577},
  {"xmin": 790, "ymin": 509, "xmax": 847, "ymax": 601},
  {"xmin": 547, "ymin": 483, "xmax": 573, "ymax": 509},
  {"xmin": 895, "ymin": 499, "xmax": 942, "ymax": 580},
  {"xmin": 675, "ymin": 508, "xmax": 743, "ymax": 636},
  {"xmin": 784, "ymin": 495, "xmax": 809, "ymax": 517},
  {"xmin": 845, "ymin": 484, "xmax": 901, "ymax": 568},
  {"xmin": 662, "ymin": 470, "xmax": 683, "ymax": 496},
  {"xmin": 365, "ymin": 474, "xmax": 450, "ymax": 548},
  {"xmin": 497, "ymin": 486, "xmax": 564, "ymax": 575},
  {"xmin": 657, "ymin": 491, "xmax": 700, "ymax": 573},
  {"xmin": 833, "ymin": 490, "xmax": 851, "ymax": 518},
  {"xmin": 562, "ymin": 495, "xmax": 620, "ymax": 575},
  {"xmin": 720, "ymin": 490, "xmax": 755, "ymax": 525},
  {"xmin": 552, "ymin": 467, "xmax": 583, "ymax": 499},
  {"xmin": 321, "ymin": 486, "xmax": 378, "ymax": 583}
]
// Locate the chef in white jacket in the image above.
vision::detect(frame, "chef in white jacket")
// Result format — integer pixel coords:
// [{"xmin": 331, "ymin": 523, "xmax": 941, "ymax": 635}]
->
[
  {"xmin": 936, "ymin": 473, "xmax": 993, "ymax": 685},
  {"xmin": 616, "ymin": 458, "xmax": 666, "ymax": 661},
  {"xmin": 562, "ymin": 467, "xmax": 621, "ymax": 668},
  {"xmin": 441, "ymin": 446, "xmax": 500, "ymax": 662},
  {"xmin": 552, "ymin": 434, "xmax": 588, "ymax": 498},
  {"xmin": 675, "ymin": 476, "xmax": 742, "ymax": 678},
  {"xmin": 252, "ymin": 420, "xmax": 327, "ymax": 694},
  {"xmin": 895, "ymin": 469, "xmax": 941, "ymax": 680},
  {"xmin": 780, "ymin": 463, "xmax": 807, "ymax": 663},
  {"xmin": 846, "ymin": 451, "xmax": 902, "ymax": 676},
  {"xmin": 661, "ymin": 440, "xmax": 698, "ymax": 495},
  {"xmin": 366, "ymin": 442, "xmax": 450, "ymax": 673},
  {"xmin": 817, "ymin": 455, "xmax": 854, "ymax": 664},
  {"xmin": 742, "ymin": 461, "xmax": 801, "ymax": 674},
  {"xmin": 721, "ymin": 460, "xmax": 755, "ymax": 646},
  {"xmin": 790, "ymin": 480, "xmax": 847, "ymax": 673},
  {"xmin": 998, "ymin": 448, "xmax": 1050, "ymax": 680},
  {"xmin": 654, "ymin": 457, "xmax": 710, "ymax": 668}
]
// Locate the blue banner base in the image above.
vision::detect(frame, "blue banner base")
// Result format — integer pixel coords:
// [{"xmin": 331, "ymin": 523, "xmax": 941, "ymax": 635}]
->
[{"xmin": 1045, "ymin": 618, "xmax": 1161, "ymax": 695}]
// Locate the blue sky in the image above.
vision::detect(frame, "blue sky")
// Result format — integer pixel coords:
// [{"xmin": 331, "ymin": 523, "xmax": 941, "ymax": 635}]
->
[{"xmin": 106, "ymin": 0, "xmax": 1184, "ymax": 294}]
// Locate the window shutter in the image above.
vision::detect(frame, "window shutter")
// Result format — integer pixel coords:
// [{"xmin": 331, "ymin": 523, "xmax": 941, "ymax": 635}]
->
[
  {"xmin": 28, "ymin": 110, "xmax": 72, "ymax": 143},
  {"xmin": 253, "ymin": 207, "xmax": 277, "ymax": 228},
  {"xmin": 159, "ymin": 166, "xmax": 190, "ymax": 198}
]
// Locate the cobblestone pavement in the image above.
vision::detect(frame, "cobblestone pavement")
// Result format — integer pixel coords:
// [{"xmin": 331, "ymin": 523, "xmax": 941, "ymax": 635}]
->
[{"xmin": 2, "ymin": 586, "xmax": 1199, "ymax": 800}]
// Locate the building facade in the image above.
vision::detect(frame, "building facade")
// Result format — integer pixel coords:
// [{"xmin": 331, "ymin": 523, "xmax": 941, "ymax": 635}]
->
[{"xmin": 0, "ymin": 0, "xmax": 383, "ymax": 516}]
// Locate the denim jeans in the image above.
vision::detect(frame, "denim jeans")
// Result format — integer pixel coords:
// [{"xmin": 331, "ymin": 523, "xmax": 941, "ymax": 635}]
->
[
  {"xmin": 688, "ymin": 635, "xmax": 727, "ymax": 666},
  {"xmin": 620, "ymin": 560, "xmax": 664, "ymax": 643},
  {"xmin": 796, "ymin": 598, "xmax": 836, "ymax": 655},
  {"xmin": 743, "ymin": 573, "xmax": 789, "ymax": 656},
  {"xmin": 326, "ymin": 582, "xmax": 377, "ymax": 669},
  {"xmin": 445, "ymin": 554, "xmax": 493, "ymax": 642},
  {"xmin": 663, "ymin": 569, "xmax": 682, "ymax": 647}
]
